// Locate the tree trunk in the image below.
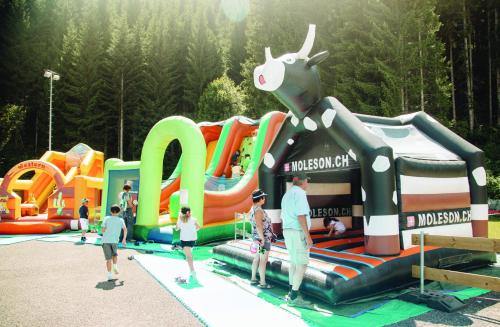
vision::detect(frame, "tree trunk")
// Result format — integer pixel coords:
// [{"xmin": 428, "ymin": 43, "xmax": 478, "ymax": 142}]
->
[
  {"xmin": 34, "ymin": 109, "xmax": 38, "ymax": 154},
  {"xmin": 400, "ymin": 86, "xmax": 405, "ymax": 113},
  {"xmin": 488, "ymin": 11, "xmax": 493, "ymax": 126},
  {"xmin": 496, "ymin": 7, "xmax": 500, "ymax": 126},
  {"xmin": 119, "ymin": 71, "xmax": 124, "ymax": 160},
  {"xmin": 418, "ymin": 29, "xmax": 425, "ymax": 112},
  {"xmin": 449, "ymin": 37, "xmax": 456, "ymax": 121},
  {"xmin": 463, "ymin": 0, "xmax": 474, "ymax": 133},
  {"xmin": 104, "ymin": 128, "xmax": 107, "ymax": 156}
]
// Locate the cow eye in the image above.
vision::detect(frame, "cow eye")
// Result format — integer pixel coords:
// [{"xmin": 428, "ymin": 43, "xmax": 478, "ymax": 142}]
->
[{"xmin": 283, "ymin": 55, "xmax": 296, "ymax": 64}]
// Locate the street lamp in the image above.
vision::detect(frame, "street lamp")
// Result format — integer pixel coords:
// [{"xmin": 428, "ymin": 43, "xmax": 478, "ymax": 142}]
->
[{"xmin": 43, "ymin": 69, "xmax": 60, "ymax": 151}]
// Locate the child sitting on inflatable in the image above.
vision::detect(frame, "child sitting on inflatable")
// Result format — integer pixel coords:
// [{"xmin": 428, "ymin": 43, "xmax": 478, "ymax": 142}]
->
[{"xmin": 323, "ymin": 217, "xmax": 346, "ymax": 237}]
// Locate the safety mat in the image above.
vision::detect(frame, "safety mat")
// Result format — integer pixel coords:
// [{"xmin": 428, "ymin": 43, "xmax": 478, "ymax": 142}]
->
[{"xmin": 134, "ymin": 254, "xmax": 309, "ymax": 327}]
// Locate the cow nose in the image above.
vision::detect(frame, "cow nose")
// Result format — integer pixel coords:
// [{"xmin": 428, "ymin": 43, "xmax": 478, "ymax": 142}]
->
[{"xmin": 258, "ymin": 74, "xmax": 266, "ymax": 85}]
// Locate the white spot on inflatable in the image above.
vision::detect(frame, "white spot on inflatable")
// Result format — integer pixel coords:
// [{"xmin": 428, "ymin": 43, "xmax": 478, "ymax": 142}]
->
[
  {"xmin": 398, "ymin": 112, "xmax": 418, "ymax": 124},
  {"xmin": 426, "ymin": 115, "xmax": 438, "ymax": 123},
  {"xmin": 287, "ymin": 139, "xmax": 294, "ymax": 145},
  {"xmin": 291, "ymin": 114, "xmax": 299, "ymax": 126},
  {"xmin": 303, "ymin": 117, "xmax": 317, "ymax": 131},
  {"xmin": 263, "ymin": 153, "xmax": 275, "ymax": 168},
  {"xmin": 372, "ymin": 155, "xmax": 390, "ymax": 172},
  {"xmin": 348, "ymin": 149, "xmax": 357, "ymax": 161},
  {"xmin": 472, "ymin": 167, "xmax": 486, "ymax": 186},
  {"xmin": 392, "ymin": 191, "xmax": 398, "ymax": 205},
  {"xmin": 321, "ymin": 109, "xmax": 336, "ymax": 128},
  {"xmin": 361, "ymin": 187, "xmax": 366, "ymax": 202}
]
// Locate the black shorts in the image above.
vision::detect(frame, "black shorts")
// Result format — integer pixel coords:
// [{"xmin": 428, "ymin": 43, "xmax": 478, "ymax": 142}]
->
[{"xmin": 180, "ymin": 240, "xmax": 196, "ymax": 248}]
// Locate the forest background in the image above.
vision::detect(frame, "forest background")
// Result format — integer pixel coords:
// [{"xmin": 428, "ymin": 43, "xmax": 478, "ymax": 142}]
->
[{"xmin": 0, "ymin": 0, "xmax": 499, "ymax": 198}]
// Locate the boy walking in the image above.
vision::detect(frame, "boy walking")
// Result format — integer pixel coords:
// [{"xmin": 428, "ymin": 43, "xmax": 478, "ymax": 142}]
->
[
  {"xmin": 101, "ymin": 205, "xmax": 127, "ymax": 281},
  {"xmin": 79, "ymin": 198, "xmax": 89, "ymax": 242}
]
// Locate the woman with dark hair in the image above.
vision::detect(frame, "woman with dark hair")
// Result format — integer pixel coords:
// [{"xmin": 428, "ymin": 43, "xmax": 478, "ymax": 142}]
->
[{"xmin": 249, "ymin": 189, "xmax": 274, "ymax": 288}]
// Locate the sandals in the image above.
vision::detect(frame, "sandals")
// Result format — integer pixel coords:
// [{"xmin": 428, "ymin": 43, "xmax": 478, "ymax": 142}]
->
[
  {"xmin": 250, "ymin": 279, "xmax": 259, "ymax": 285},
  {"xmin": 257, "ymin": 283, "xmax": 273, "ymax": 289}
]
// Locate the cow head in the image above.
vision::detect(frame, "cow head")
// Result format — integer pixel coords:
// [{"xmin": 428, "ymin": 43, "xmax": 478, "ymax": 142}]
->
[{"xmin": 254, "ymin": 24, "xmax": 329, "ymax": 119}]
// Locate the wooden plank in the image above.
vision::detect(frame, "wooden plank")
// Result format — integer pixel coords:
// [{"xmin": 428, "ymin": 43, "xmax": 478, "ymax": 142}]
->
[
  {"xmin": 411, "ymin": 234, "xmax": 500, "ymax": 252},
  {"xmin": 412, "ymin": 265, "xmax": 500, "ymax": 292}
]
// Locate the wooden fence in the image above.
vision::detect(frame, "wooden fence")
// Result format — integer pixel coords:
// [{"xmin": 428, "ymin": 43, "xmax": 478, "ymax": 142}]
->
[{"xmin": 412, "ymin": 234, "xmax": 500, "ymax": 292}]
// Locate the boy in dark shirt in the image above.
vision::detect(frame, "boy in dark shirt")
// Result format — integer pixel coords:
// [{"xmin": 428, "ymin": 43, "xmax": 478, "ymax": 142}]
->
[{"xmin": 79, "ymin": 198, "xmax": 89, "ymax": 242}]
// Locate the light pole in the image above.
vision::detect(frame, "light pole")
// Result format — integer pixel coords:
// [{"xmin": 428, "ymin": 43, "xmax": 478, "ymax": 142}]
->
[{"xmin": 43, "ymin": 69, "xmax": 60, "ymax": 151}]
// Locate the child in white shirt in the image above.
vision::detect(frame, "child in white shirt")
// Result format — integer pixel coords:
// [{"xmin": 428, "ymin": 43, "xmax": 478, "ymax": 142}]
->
[
  {"xmin": 323, "ymin": 217, "xmax": 346, "ymax": 237},
  {"xmin": 175, "ymin": 206, "xmax": 200, "ymax": 281}
]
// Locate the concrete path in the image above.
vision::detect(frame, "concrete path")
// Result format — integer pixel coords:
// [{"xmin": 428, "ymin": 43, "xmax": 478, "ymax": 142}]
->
[{"xmin": 0, "ymin": 241, "xmax": 202, "ymax": 327}]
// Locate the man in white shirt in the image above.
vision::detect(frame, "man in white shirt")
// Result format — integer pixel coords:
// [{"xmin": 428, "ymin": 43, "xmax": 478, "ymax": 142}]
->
[{"xmin": 281, "ymin": 172, "xmax": 313, "ymax": 307}]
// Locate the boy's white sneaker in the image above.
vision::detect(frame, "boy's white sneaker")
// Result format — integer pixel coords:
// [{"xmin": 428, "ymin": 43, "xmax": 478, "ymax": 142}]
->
[
  {"xmin": 107, "ymin": 272, "xmax": 113, "ymax": 281},
  {"xmin": 112, "ymin": 265, "xmax": 119, "ymax": 274}
]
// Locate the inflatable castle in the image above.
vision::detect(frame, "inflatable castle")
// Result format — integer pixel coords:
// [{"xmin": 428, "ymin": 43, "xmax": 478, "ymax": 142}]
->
[
  {"xmin": 0, "ymin": 144, "xmax": 103, "ymax": 234},
  {"xmin": 212, "ymin": 25, "xmax": 494, "ymax": 304}
]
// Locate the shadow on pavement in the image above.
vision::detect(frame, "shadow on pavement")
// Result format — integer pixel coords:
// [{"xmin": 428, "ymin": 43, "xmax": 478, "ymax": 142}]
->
[
  {"xmin": 95, "ymin": 279, "xmax": 124, "ymax": 290},
  {"xmin": 389, "ymin": 291, "xmax": 500, "ymax": 326}
]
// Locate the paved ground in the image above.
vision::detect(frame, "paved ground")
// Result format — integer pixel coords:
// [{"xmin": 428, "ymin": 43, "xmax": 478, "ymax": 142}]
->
[
  {"xmin": 0, "ymin": 240, "xmax": 202, "ymax": 327},
  {"xmin": 1, "ymin": 239, "xmax": 499, "ymax": 327},
  {"xmin": 390, "ymin": 292, "xmax": 500, "ymax": 326}
]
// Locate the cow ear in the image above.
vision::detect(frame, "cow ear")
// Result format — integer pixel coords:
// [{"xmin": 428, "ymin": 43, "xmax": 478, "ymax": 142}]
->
[{"xmin": 307, "ymin": 51, "xmax": 329, "ymax": 67}]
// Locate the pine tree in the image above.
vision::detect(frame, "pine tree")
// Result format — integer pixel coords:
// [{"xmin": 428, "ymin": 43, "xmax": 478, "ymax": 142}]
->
[
  {"xmin": 183, "ymin": 3, "xmax": 224, "ymax": 118},
  {"xmin": 329, "ymin": 0, "xmax": 387, "ymax": 115},
  {"xmin": 58, "ymin": 19, "xmax": 83, "ymax": 148}
]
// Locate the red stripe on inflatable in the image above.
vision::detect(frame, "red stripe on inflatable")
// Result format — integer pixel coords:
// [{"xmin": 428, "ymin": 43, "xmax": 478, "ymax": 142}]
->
[
  {"xmin": 229, "ymin": 240, "xmax": 360, "ymax": 279},
  {"xmin": 343, "ymin": 246, "xmax": 366, "ymax": 254},
  {"xmin": 314, "ymin": 237, "xmax": 364, "ymax": 249},
  {"xmin": 310, "ymin": 248, "xmax": 384, "ymax": 266}
]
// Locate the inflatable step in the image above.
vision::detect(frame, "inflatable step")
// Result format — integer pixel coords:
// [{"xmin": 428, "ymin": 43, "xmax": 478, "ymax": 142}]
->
[{"xmin": 0, "ymin": 221, "xmax": 66, "ymax": 234}]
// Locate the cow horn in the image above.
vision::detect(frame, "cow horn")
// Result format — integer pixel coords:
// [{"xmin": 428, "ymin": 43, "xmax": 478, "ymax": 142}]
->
[
  {"xmin": 265, "ymin": 47, "xmax": 273, "ymax": 61},
  {"xmin": 297, "ymin": 24, "xmax": 316, "ymax": 59}
]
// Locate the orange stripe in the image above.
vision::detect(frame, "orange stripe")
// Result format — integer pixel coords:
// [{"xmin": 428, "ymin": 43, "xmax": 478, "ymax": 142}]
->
[
  {"xmin": 401, "ymin": 193, "xmax": 470, "ymax": 212},
  {"xmin": 311, "ymin": 229, "xmax": 363, "ymax": 239},
  {"xmin": 344, "ymin": 246, "xmax": 365, "ymax": 254},
  {"xmin": 314, "ymin": 237, "xmax": 365, "ymax": 249},
  {"xmin": 333, "ymin": 245, "xmax": 441, "ymax": 260},
  {"xmin": 230, "ymin": 240, "xmax": 359, "ymax": 279},
  {"xmin": 310, "ymin": 248, "xmax": 384, "ymax": 266}
]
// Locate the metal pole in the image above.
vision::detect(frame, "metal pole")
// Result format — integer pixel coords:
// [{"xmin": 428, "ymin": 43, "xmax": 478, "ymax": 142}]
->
[
  {"xmin": 49, "ymin": 75, "xmax": 53, "ymax": 151},
  {"xmin": 119, "ymin": 72, "xmax": 124, "ymax": 159},
  {"xmin": 420, "ymin": 231, "xmax": 424, "ymax": 294}
]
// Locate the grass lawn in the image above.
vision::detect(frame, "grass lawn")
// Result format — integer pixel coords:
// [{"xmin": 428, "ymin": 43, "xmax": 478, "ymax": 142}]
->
[{"xmin": 489, "ymin": 215, "xmax": 500, "ymax": 239}]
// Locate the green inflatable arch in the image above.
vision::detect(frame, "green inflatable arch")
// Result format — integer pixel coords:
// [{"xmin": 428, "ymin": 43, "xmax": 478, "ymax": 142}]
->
[{"xmin": 136, "ymin": 116, "xmax": 206, "ymax": 231}]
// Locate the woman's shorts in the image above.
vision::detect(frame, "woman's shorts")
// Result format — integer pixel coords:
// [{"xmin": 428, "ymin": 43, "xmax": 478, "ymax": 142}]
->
[
  {"xmin": 258, "ymin": 240, "xmax": 271, "ymax": 251},
  {"xmin": 283, "ymin": 229, "xmax": 310, "ymax": 265},
  {"xmin": 79, "ymin": 218, "xmax": 89, "ymax": 231},
  {"xmin": 102, "ymin": 243, "xmax": 118, "ymax": 260},
  {"xmin": 180, "ymin": 240, "xmax": 196, "ymax": 248}
]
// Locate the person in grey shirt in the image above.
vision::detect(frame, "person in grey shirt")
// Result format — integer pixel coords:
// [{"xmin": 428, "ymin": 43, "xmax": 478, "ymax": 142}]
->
[{"xmin": 101, "ymin": 205, "xmax": 127, "ymax": 281}]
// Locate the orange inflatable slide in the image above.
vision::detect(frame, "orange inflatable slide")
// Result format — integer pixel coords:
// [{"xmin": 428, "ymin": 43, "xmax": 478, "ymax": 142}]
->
[{"xmin": 0, "ymin": 143, "xmax": 103, "ymax": 234}]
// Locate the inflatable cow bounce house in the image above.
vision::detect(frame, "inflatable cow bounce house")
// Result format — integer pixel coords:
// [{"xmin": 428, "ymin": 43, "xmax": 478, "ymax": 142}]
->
[{"xmin": 213, "ymin": 25, "xmax": 493, "ymax": 304}]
